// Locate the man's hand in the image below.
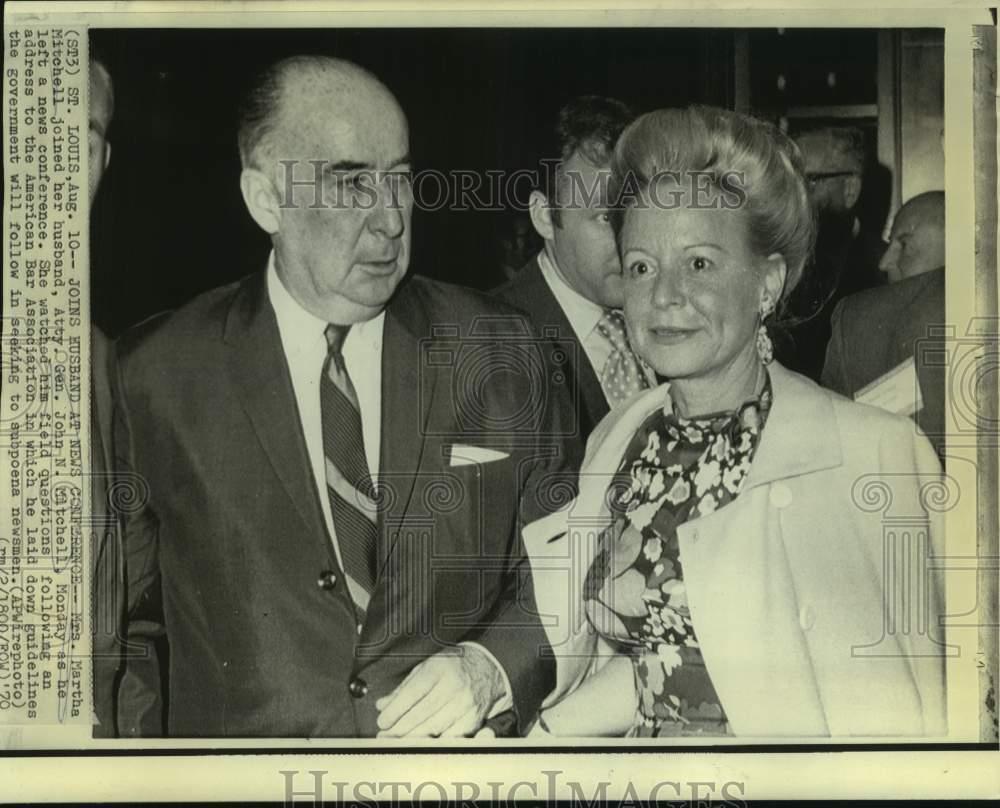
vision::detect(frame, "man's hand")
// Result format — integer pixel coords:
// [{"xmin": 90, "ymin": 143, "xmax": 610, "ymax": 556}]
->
[{"xmin": 375, "ymin": 646, "xmax": 504, "ymax": 737}]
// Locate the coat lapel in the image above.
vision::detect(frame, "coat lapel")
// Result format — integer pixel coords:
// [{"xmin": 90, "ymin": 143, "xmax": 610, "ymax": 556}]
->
[
  {"xmin": 743, "ymin": 363, "xmax": 843, "ymax": 489},
  {"xmin": 376, "ymin": 276, "xmax": 438, "ymax": 573},
  {"xmin": 540, "ymin": 361, "xmax": 846, "ymax": 539},
  {"xmin": 224, "ymin": 272, "xmax": 331, "ymax": 556},
  {"xmin": 522, "ymin": 259, "xmax": 609, "ymax": 434}
]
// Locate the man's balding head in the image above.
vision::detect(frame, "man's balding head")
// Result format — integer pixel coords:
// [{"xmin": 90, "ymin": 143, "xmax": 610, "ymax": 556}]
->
[
  {"xmin": 879, "ymin": 191, "xmax": 945, "ymax": 283},
  {"xmin": 238, "ymin": 55, "xmax": 405, "ymax": 175}
]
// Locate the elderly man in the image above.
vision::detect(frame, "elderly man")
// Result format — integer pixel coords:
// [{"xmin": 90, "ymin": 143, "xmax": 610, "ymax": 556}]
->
[
  {"xmin": 775, "ymin": 126, "xmax": 883, "ymax": 380},
  {"xmin": 822, "ymin": 191, "xmax": 946, "ymax": 457},
  {"xmin": 113, "ymin": 56, "xmax": 571, "ymax": 737},
  {"xmin": 494, "ymin": 96, "xmax": 648, "ymax": 465}
]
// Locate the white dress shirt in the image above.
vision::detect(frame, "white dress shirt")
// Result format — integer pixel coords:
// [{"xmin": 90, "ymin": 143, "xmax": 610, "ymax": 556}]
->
[
  {"xmin": 537, "ymin": 249, "xmax": 656, "ymax": 398},
  {"xmin": 267, "ymin": 255, "xmax": 383, "ymax": 578},
  {"xmin": 267, "ymin": 254, "xmax": 512, "ymax": 717}
]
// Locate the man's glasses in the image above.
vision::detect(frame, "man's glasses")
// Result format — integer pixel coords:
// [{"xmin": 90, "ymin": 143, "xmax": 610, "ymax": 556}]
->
[{"xmin": 806, "ymin": 171, "xmax": 858, "ymax": 187}]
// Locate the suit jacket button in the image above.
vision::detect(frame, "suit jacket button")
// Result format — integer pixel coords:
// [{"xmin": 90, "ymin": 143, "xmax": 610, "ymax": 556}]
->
[
  {"xmin": 317, "ymin": 571, "xmax": 338, "ymax": 591},
  {"xmin": 348, "ymin": 677, "xmax": 368, "ymax": 698},
  {"xmin": 799, "ymin": 605, "xmax": 817, "ymax": 631}
]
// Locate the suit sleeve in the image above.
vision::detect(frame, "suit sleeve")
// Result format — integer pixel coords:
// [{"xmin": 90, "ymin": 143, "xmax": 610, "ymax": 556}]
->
[
  {"xmin": 472, "ymin": 336, "xmax": 579, "ymax": 734},
  {"xmin": 821, "ymin": 298, "xmax": 853, "ymax": 395},
  {"xmin": 110, "ymin": 350, "xmax": 167, "ymax": 737}
]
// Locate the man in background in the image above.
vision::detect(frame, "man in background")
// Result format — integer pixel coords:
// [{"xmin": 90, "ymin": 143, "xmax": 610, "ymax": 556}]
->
[
  {"xmin": 776, "ymin": 126, "xmax": 884, "ymax": 380},
  {"xmin": 494, "ymin": 211, "xmax": 540, "ymax": 283},
  {"xmin": 89, "ymin": 51, "xmax": 125, "ymax": 738},
  {"xmin": 494, "ymin": 96, "xmax": 648, "ymax": 466},
  {"xmin": 822, "ymin": 191, "xmax": 946, "ymax": 458}
]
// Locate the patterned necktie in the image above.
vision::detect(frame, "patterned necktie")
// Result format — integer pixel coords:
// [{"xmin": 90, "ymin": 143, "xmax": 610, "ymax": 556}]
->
[
  {"xmin": 321, "ymin": 324, "xmax": 379, "ymax": 617},
  {"xmin": 596, "ymin": 308, "xmax": 651, "ymax": 406}
]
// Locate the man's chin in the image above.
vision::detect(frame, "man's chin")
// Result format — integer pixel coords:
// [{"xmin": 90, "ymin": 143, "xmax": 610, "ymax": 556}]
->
[{"xmin": 350, "ymin": 265, "xmax": 408, "ymax": 307}]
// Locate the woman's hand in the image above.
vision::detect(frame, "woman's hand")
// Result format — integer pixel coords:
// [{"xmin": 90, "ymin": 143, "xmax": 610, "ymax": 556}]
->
[{"xmin": 531, "ymin": 654, "xmax": 638, "ymax": 737}]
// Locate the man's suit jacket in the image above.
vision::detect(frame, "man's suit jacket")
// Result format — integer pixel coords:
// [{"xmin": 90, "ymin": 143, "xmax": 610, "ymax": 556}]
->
[
  {"xmin": 92, "ymin": 328, "xmax": 164, "ymax": 737},
  {"xmin": 91, "ymin": 327, "xmax": 120, "ymax": 736},
  {"xmin": 112, "ymin": 269, "xmax": 573, "ymax": 737},
  {"xmin": 493, "ymin": 256, "xmax": 608, "ymax": 468},
  {"xmin": 822, "ymin": 267, "xmax": 945, "ymax": 457}
]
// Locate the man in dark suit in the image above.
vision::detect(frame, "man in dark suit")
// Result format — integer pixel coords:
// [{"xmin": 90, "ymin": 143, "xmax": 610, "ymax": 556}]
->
[
  {"xmin": 88, "ymin": 53, "xmax": 134, "ymax": 737},
  {"xmin": 494, "ymin": 96, "xmax": 649, "ymax": 465},
  {"xmin": 775, "ymin": 126, "xmax": 885, "ymax": 381},
  {"xmin": 822, "ymin": 191, "xmax": 946, "ymax": 458},
  {"xmin": 113, "ymin": 56, "xmax": 571, "ymax": 737}
]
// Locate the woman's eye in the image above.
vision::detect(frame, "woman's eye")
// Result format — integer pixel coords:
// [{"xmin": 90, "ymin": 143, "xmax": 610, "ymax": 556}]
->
[
  {"xmin": 597, "ymin": 212, "xmax": 611, "ymax": 224},
  {"xmin": 690, "ymin": 256, "xmax": 712, "ymax": 272},
  {"xmin": 628, "ymin": 260, "xmax": 650, "ymax": 276}
]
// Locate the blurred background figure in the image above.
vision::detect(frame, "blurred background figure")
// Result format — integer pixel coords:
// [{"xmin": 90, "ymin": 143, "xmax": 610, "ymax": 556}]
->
[
  {"xmin": 89, "ymin": 50, "xmax": 122, "ymax": 738},
  {"xmin": 494, "ymin": 210, "xmax": 541, "ymax": 283},
  {"xmin": 877, "ymin": 190, "xmax": 946, "ymax": 284},
  {"xmin": 89, "ymin": 57, "xmax": 114, "ymax": 204},
  {"xmin": 774, "ymin": 126, "xmax": 885, "ymax": 380},
  {"xmin": 822, "ymin": 190, "xmax": 946, "ymax": 458}
]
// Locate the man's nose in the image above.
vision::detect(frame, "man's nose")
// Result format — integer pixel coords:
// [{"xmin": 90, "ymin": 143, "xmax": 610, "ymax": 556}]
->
[
  {"xmin": 368, "ymin": 179, "xmax": 406, "ymax": 238},
  {"xmin": 878, "ymin": 240, "xmax": 899, "ymax": 274}
]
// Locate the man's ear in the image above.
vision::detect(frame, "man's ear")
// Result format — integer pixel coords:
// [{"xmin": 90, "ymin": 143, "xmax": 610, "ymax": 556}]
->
[
  {"xmin": 240, "ymin": 168, "xmax": 281, "ymax": 235},
  {"xmin": 761, "ymin": 253, "xmax": 788, "ymax": 311},
  {"xmin": 842, "ymin": 174, "xmax": 862, "ymax": 210},
  {"xmin": 528, "ymin": 190, "xmax": 556, "ymax": 242}
]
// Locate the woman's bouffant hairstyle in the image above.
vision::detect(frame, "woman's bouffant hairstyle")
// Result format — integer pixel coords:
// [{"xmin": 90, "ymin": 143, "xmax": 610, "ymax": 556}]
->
[{"xmin": 610, "ymin": 106, "xmax": 815, "ymax": 304}]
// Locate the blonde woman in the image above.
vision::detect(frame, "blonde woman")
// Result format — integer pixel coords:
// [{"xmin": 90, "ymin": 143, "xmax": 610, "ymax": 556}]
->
[{"xmin": 525, "ymin": 106, "xmax": 946, "ymax": 738}]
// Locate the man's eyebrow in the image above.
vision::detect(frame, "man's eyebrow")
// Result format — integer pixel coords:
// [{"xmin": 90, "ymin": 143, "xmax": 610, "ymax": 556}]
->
[
  {"xmin": 324, "ymin": 155, "xmax": 412, "ymax": 172},
  {"xmin": 325, "ymin": 160, "xmax": 371, "ymax": 172}
]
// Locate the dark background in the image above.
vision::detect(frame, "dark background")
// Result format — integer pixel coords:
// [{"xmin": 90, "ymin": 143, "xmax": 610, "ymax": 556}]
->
[{"xmin": 89, "ymin": 27, "xmax": 880, "ymax": 336}]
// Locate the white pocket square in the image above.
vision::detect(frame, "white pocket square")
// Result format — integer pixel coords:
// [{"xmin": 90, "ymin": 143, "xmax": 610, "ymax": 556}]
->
[{"xmin": 448, "ymin": 444, "xmax": 510, "ymax": 467}]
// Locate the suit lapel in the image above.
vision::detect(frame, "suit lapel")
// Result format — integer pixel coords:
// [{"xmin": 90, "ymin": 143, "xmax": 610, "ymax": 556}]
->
[
  {"xmin": 376, "ymin": 276, "xmax": 438, "ymax": 573},
  {"xmin": 224, "ymin": 272, "xmax": 331, "ymax": 557},
  {"xmin": 522, "ymin": 260, "xmax": 609, "ymax": 435}
]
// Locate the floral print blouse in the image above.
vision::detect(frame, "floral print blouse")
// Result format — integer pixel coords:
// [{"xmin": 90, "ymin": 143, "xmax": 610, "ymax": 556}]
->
[{"xmin": 583, "ymin": 377, "xmax": 773, "ymax": 736}]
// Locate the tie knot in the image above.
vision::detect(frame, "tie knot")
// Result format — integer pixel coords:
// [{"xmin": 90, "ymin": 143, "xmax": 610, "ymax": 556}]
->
[
  {"xmin": 324, "ymin": 324, "xmax": 349, "ymax": 356},
  {"xmin": 597, "ymin": 309, "xmax": 629, "ymax": 350}
]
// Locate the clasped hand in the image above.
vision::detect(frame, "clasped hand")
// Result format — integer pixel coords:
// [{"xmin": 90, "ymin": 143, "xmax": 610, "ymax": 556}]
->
[{"xmin": 375, "ymin": 645, "xmax": 503, "ymax": 737}]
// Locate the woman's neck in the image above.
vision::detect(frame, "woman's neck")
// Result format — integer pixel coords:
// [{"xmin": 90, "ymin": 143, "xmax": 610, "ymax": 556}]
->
[{"xmin": 669, "ymin": 350, "xmax": 765, "ymax": 419}]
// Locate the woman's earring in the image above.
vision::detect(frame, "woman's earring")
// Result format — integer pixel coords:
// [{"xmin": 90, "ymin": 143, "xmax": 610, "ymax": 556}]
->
[{"xmin": 756, "ymin": 299, "xmax": 774, "ymax": 366}]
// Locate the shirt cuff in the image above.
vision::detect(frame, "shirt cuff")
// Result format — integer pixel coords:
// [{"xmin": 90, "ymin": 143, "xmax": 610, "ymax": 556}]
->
[{"xmin": 460, "ymin": 641, "xmax": 513, "ymax": 717}]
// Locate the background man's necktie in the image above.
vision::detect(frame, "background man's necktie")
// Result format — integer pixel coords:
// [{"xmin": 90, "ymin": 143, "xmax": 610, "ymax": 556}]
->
[
  {"xmin": 596, "ymin": 308, "xmax": 651, "ymax": 406},
  {"xmin": 321, "ymin": 324, "xmax": 379, "ymax": 619}
]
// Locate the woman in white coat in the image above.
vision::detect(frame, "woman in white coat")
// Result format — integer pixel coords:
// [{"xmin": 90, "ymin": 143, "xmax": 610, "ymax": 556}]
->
[{"xmin": 525, "ymin": 106, "xmax": 946, "ymax": 738}]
